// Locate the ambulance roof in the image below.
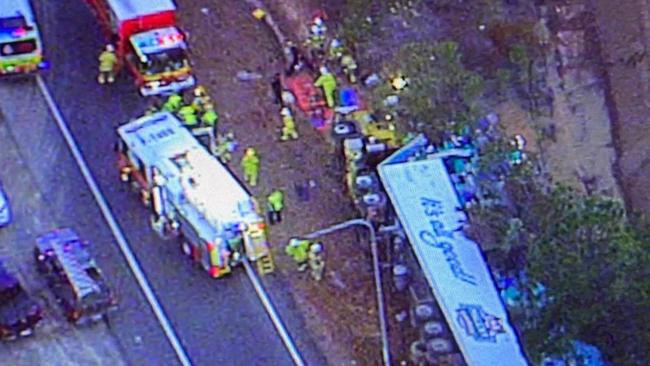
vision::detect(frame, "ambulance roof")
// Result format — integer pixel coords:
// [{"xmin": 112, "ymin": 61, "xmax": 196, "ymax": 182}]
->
[
  {"xmin": 0, "ymin": 0, "xmax": 35, "ymax": 23},
  {"xmin": 107, "ymin": 0, "xmax": 176, "ymax": 22}
]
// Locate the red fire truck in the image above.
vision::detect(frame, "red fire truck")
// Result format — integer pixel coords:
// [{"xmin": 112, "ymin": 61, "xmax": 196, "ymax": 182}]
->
[{"xmin": 84, "ymin": 0, "xmax": 195, "ymax": 96}]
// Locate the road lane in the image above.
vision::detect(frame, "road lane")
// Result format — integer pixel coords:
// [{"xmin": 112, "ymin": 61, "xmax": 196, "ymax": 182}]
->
[
  {"xmin": 31, "ymin": 0, "xmax": 311, "ymax": 364},
  {"xmin": 0, "ymin": 79, "xmax": 131, "ymax": 366},
  {"xmin": 0, "ymin": 76, "xmax": 177, "ymax": 365}
]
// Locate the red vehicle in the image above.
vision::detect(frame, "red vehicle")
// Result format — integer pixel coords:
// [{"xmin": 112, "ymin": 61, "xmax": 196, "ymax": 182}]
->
[{"xmin": 84, "ymin": 0, "xmax": 195, "ymax": 96}]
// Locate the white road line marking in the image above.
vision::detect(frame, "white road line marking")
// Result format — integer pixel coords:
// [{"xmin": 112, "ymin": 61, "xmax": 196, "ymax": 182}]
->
[
  {"xmin": 242, "ymin": 258, "xmax": 306, "ymax": 366},
  {"xmin": 36, "ymin": 75, "xmax": 193, "ymax": 366}
]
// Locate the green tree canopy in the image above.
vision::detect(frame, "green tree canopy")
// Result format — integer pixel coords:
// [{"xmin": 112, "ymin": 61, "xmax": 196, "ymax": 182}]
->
[
  {"xmin": 372, "ymin": 41, "xmax": 485, "ymax": 142},
  {"xmin": 471, "ymin": 182, "xmax": 650, "ymax": 364}
]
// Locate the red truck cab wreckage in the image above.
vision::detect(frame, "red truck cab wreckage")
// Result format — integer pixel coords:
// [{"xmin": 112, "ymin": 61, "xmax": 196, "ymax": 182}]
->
[{"xmin": 84, "ymin": 0, "xmax": 195, "ymax": 96}]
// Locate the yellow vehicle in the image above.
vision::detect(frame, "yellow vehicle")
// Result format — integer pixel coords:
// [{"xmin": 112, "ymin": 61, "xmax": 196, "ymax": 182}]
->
[
  {"xmin": 352, "ymin": 110, "xmax": 401, "ymax": 148},
  {"xmin": 0, "ymin": 0, "xmax": 48, "ymax": 75}
]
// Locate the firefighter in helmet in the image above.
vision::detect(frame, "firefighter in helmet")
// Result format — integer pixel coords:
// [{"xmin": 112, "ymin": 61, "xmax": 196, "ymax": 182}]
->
[
  {"xmin": 340, "ymin": 53, "xmax": 358, "ymax": 84},
  {"xmin": 97, "ymin": 44, "xmax": 118, "ymax": 85},
  {"xmin": 280, "ymin": 107, "xmax": 298, "ymax": 141},
  {"xmin": 285, "ymin": 238, "xmax": 310, "ymax": 272},
  {"xmin": 314, "ymin": 66, "xmax": 337, "ymax": 108},
  {"xmin": 163, "ymin": 93, "xmax": 183, "ymax": 113},
  {"xmin": 191, "ymin": 85, "xmax": 212, "ymax": 113},
  {"xmin": 241, "ymin": 148, "xmax": 260, "ymax": 186},
  {"xmin": 178, "ymin": 104, "xmax": 198, "ymax": 127},
  {"xmin": 308, "ymin": 242, "xmax": 325, "ymax": 281},
  {"xmin": 216, "ymin": 131, "xmax": 236, "ymax": 163}
]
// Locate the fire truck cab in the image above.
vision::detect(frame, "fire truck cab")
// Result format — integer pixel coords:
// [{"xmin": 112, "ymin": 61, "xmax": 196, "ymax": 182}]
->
[
  {"xmin": 116, "ymin": 112, "xmax": 271, "ymax": 278},
  {"xmin": 85, "ymin": 0, "xmax": 195, "ymax": 96},
  {"xmin": 0, "ymin": 0, "xmax": 48, "ymax": 75}
]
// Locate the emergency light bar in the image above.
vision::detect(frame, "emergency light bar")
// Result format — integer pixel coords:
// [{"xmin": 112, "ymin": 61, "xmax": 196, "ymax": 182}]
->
[
  {"xmin": 138, "ymin": 33, "xmax": 183, "ymax": 49},
  {"xmin": 11, "ymin": 27, "xmax": 27, "ymax": 37}
]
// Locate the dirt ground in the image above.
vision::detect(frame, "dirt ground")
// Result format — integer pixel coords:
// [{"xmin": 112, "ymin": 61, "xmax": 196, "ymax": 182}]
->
[
  {"xmin": 590, "ymin": 0, "xmax": 650, "ymax": 214},
  {"xmin": 496, "ymin": 1, "xmax": 620, "ymax": 198},
  {"xmin": 179, "ymin": 2, "xmax": 380, "ymax": 365},
  {"xmin": 177, "ymin": 0, "xmax": 631, "ymax": 364}
]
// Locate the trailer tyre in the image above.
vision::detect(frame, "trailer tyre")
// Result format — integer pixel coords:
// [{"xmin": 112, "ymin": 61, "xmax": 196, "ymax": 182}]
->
[{"xmin": 426, "ymin": 337, "xmax": 453, "ymax": 355}]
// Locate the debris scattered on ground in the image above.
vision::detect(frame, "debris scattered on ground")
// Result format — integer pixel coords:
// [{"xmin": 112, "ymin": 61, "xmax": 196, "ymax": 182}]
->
[{"xmin": 236, "ymin": 70, "xmax": 264, "ymax": 81}]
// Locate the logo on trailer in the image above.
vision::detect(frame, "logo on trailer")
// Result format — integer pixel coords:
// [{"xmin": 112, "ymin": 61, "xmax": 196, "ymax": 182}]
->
[{"xmin": 456, "ymin": 304, "xmax": 506, "ymax": 342}]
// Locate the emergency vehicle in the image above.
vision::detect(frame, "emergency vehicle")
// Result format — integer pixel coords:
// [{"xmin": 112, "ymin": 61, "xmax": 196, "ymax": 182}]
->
[
  {"xmin": 0, "ymin": 0, "xmax": 48, "ymax": 75},
  {"xmin": 35, "ymin": 228, "xmax": 118, "ymax": 325},
  {"xmin": 116, "ymin": 112, "xmax": 274, "ymax": 278},
  {"xmin": 84, "ymin": 0, "xmax": 195, "ymax": 96}
]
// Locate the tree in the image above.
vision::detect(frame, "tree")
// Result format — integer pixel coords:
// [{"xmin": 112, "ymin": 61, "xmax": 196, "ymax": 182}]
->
[
  {"xmin": 514, "ymin": 186, "xmax": 650, "ymax": 365},
  {"xmin": 371, "ymin": 41, "xmax": 485, "ymax": 142},
  {"xmin": 469, "ymin": 176, "xmax": 650, "ymax": 364}
]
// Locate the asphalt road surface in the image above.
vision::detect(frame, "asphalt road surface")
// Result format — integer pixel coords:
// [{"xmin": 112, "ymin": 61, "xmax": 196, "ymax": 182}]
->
[
  {"xmin": 22, "ymin": 1, "xmax": 327, "ymax": 365},
  {"xmin": 0, "ymin": 78, "xmax": 131, "ymax": 366}
]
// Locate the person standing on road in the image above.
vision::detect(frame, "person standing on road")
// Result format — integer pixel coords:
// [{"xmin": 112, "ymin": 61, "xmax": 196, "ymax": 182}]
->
[
  {"xmin": 285, "ymin": 238, "xmax": 310, "ymax": 272},
  {"xmin": 97, "ymin": 44, "xmax": 117, "ymax": 85},
  {"xmin": 241, "ymin": 148, "xmax": 260, "ymax": 186},
  {"xmin": 266, "ymin": 189, "xmax": 284, "ymax": 225},
  {"xmin": 308, "ymin": 242, "xmax": 325, "ymax": 281},
  {"xmin": 314, "ymin": 66, "xmax": 337, "ymax": 108}
]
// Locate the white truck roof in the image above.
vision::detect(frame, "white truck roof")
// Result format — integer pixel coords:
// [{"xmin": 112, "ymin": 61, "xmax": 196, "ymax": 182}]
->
[
  {"xmin": 106, "ymin": 0, "xmax": 176, "ymax": 22},
  {"xmin": 377, "ymin": 138, "xmax": 529, "ymax": 366},
  {"xmin": 118, "ymin": 112, "xmax": 257, "ymax": 229},
  {"xmin": 0, "ymin": 0, "xmax": 35, "ymax": 21}
]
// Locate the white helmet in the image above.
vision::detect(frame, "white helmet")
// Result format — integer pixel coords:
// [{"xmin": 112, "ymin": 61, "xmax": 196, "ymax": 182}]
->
[
  {"xmin": 514, "ymin": 134, "xmax": 526, "ymax": 150},
  {"xmin": 319, "ymin": 66, "xmax": 329, "ymax": 75},
  {"xmin": 330, "ymin": 39, "xmax": 341, "ymax": 49},
  {"xmin": 281, "ymin": 107, "xmax": 291, "ymax": 116},
  {"xmin": 310, "ymin": 243, "xmax": 322, "ymax": 253},
  {"xmin": 106, "ymin": 44, "xmax": 115, "ymax": 52},
  {"xmin": 314, "ymin": 17, "xmax": 323, "ymax": 26}
]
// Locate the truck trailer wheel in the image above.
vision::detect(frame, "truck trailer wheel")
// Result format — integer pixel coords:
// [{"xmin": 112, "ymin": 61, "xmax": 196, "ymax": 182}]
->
[{"xmin": 426, "ymin": 337, "xmax": 453, "ymax": 355}]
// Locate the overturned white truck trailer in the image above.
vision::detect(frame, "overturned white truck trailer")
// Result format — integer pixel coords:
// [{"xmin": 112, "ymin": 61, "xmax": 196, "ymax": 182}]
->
[{"xmin": 378, "ymin": 136, "xmax": 529, "ymax": 366}]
